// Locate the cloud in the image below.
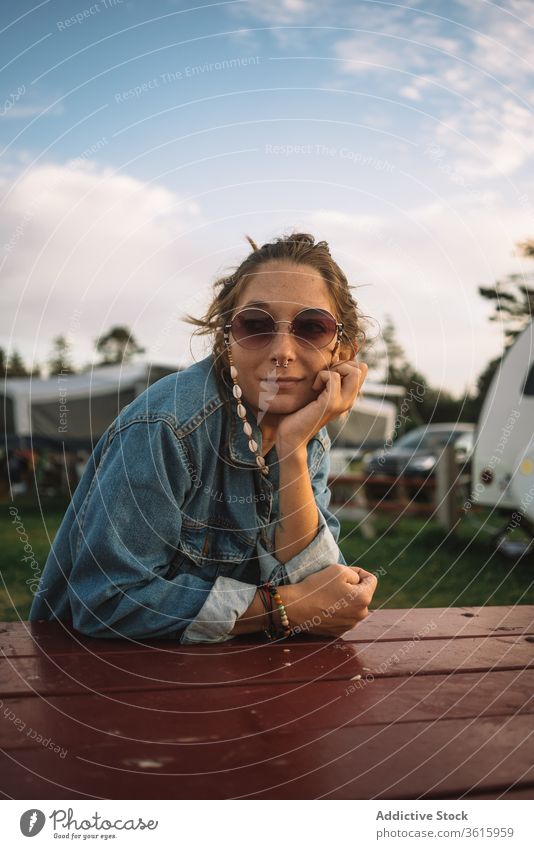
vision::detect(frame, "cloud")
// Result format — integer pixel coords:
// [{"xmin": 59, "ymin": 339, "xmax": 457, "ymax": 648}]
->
[
  {"xmin": 0, "ymin": 160, "xmax": 205, "ymax": 370},
  {"xmin": 226, "ymin": 0, "xmax": 320, "ymax": 25},
  {"xmin": 224, "ymin": 0, "xmax": 325, "ymax": 49},
  {"xmin": 306, "ymin": 194, "xmax": 534, "ymax": 393},
  {"xmin": 0, "ymin": 103, "xmax": 65, "ymax": 119},
  {"xmin": 330, "ymin": 2, "xmax": 534, "ymax": 178}
]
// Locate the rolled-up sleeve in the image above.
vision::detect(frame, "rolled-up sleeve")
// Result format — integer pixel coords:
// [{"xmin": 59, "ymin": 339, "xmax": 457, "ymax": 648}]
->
[
  {"xmin": 256, "ymin": 440, "xmax": 347, "ymax": 586},
  {"xmin": 179, "ymin": 577, "xmax": 257, "ymax": 644}
]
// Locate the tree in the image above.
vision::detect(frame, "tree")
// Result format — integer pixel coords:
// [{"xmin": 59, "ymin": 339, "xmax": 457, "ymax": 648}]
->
[
  {"xmin": 478, "ymin": 237, "xmax": 534, "ymax": 347},
  {"xmin": 467, "ymin": 236, "xmax": 534, "ymax": 419},
  {"xmin": 371, "ymin": 315, "xmax": 431, "ymax": 429},
  {"xmin": 48, "ymin": 335, "xmax": 76, "ymax": 376},
  {"xmin": 5, "ymin": 350, "xmax": 29, "ymax": 377},
  {"xmin": 95, "ymin": 325, "xmax": 145, "ymax": 365},
  {"xmin": 380, "ymin": 316, "xmax": 407, "ymax": 385}
]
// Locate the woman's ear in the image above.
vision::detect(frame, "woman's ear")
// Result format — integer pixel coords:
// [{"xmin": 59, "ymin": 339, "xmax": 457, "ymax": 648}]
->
[{"xmin": 332, "ymin": 341, "xmax": 354, "ymax": 365}]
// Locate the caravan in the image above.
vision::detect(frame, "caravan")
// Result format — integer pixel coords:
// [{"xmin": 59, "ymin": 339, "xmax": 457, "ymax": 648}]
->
[{"xmin": 472, "ymin": 321, "xmax": 534, "ymax": 537}]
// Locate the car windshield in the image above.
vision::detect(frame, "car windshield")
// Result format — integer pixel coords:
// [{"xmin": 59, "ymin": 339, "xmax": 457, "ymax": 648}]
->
[{"xmin": 395, "ymin": 428, "xmax": 469, "ymax": 450}]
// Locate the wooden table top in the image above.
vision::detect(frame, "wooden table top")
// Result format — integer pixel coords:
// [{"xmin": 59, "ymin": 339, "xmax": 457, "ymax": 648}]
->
[{"xmin": 1, "ymin": 606, "xmax": 533, "ymax": 800}]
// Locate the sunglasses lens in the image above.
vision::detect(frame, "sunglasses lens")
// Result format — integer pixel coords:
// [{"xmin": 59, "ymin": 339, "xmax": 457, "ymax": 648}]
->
[
  {"xmin": 293, "ymin": 309, "xmax": 337, "ymax": 347},
  {"xmin": 231, "ymin": 309, "xmax": 273, "ymax": 348}
]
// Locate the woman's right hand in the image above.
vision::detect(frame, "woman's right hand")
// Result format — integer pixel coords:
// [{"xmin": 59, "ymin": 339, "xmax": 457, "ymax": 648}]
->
[{"xmin": 281, "ymin": 564, "xmax": 378, "ymax": 637}]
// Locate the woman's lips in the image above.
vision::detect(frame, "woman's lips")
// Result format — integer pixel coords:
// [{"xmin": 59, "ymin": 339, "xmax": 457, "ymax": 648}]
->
[
  {"xmin": 261, "ymin": 378, "xmax": 303, "ymax": 389},
  {"xmin": 262, "ymin": 377, "xmax": 303, "ymax": 382}
]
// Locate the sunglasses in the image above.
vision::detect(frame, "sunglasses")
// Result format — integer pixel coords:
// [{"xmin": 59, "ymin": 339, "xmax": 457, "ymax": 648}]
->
[{"xmin": 224, "ymin": 307, "xmax": 343, "ymax": 350}]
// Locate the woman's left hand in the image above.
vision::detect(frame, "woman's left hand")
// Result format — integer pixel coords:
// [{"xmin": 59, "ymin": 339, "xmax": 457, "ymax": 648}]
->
[{"xmin": 275, "ymin": 356, "xmax": 368, "ymax": 456}]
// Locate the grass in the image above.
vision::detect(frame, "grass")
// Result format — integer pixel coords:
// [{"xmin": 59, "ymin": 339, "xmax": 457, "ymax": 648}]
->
[
  {"xmin": 339, "ymin": 513, "xmax": 534, "ymax": 609},
  {"xmin": 1, "ymin": 499, "xmax": 69, "ymax": 622},
  {"xmin": 1, "ymin": 499, "xmax": 533, "ymax": 622}
]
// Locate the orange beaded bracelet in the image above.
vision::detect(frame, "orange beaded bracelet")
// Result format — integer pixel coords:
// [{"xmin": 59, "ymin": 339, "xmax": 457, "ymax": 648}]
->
[{"xmin": 261, "ymin": 581, "xmax": 292, "ymax": 639}]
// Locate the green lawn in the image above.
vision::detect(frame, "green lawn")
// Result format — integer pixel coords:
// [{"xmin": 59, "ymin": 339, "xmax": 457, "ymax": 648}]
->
[
  {"xmin": 1, "ymin": 499, "xmax": 71, "ymax": 621},
  {"xmin": 1, "ymin": 500, "xmax": 533, "ymax": 622},
  {"xmin": 339, "ymin": 513, "xmax": 534, "ymax": 609}
]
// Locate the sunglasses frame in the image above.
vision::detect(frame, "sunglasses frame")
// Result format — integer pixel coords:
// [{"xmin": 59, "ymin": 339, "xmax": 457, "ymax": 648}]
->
[{"xmin": 223, "ymin": 306, "xmax": 344, "ymax": 350}]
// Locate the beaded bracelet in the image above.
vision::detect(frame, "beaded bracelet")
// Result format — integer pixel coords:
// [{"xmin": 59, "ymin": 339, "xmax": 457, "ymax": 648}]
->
[{"xmin": 261, "ymin": 580, "xmax": 293, "ymax": 639}]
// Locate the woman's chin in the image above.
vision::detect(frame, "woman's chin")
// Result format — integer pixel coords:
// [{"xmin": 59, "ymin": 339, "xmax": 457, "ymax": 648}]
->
[{"xmin": 256, "ymin": 396, "xmax": 309, "ymax": 416}]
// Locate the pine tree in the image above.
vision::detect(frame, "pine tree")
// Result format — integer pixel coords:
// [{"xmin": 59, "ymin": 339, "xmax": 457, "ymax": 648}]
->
[
  {"xmin": 48, "ymin": 335, "xmax": 76, "ymax": 376},
  {"xmin": 5, "ymin": 350, "xmax": 29, "ymax": 377},
  {"xmin": 95, "ymin": 325, "xmax": 146, "ymax": 365}
]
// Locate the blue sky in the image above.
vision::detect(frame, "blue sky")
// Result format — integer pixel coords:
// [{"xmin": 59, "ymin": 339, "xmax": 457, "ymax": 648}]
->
[{"xmin": 1, "ymin": 0, "xmax": 533, "ymax": 394}]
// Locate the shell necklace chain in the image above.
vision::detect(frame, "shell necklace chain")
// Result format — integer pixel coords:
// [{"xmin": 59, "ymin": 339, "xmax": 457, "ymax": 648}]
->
[{"xmin": 225, "ymin": 349, "xmax": 288, "ymax": 476}]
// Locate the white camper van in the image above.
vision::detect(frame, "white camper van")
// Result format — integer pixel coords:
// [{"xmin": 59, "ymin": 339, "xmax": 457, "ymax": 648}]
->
[{"xmin": 472, "ymin": 320, "xmax": 534, "ymax": 538}]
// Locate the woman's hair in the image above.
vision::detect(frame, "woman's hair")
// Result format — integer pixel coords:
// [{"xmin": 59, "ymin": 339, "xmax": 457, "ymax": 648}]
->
[{"xmin": 183, "ymin": 231, "xmax": 369, "ymax": 416}]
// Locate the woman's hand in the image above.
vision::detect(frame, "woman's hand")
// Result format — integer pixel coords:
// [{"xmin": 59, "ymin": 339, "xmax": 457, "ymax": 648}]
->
[
  {"xmin": 275, "ymin": 356, "xmax": 368, "ymax": 457},
  {"xmin": 281, "ymin": 563, "xmax": 378, "ymax": 638}
]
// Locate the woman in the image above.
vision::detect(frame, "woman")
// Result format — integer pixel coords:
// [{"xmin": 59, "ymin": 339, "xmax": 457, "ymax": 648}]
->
[{"xmin": 30, "ymin": 232, "xmax": 378, "ymax": 643}]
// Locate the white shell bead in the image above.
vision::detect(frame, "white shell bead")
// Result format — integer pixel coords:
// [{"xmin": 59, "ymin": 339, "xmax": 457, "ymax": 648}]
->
[
  {"xmin": 256, "ymin": 455, "xmax": 266, "ymax": 467},
  {"xmin": 232, "ymin": 384, "xmax": 242, "ymax": 399},
  {"xmin": 237, "ymin": 403, "xmax": 246, "ymax": 418},
  {"xmin": 243, "ymin": 422, "xmax": 252, "ymax": 437},
  {"xmin": 248, "ymin": 439, "xmax": 258, "ymax": 452},
  {"xmin": 230, "ymin": 365, "xmax": 238, "ymax": 379}
]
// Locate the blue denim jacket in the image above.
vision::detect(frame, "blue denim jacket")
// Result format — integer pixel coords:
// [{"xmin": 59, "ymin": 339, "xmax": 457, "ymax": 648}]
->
[{"xmin": 29, "ymin": 353, "xmax": 347, "ymax": 643}]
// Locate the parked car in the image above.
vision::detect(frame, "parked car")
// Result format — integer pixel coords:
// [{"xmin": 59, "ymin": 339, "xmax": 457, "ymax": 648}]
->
[{"xmin": 364, "ymin": 423, "xmax": 476, "ymax": 483}]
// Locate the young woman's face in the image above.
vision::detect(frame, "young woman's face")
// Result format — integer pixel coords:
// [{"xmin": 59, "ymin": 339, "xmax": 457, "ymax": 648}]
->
[{"xmin": 226, "ymin": 261, "xmax": 346, "ymax": 420}]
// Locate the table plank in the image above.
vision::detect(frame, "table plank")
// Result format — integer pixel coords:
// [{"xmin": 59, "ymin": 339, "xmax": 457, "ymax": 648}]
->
[
  {"xmin": 1, "ymin": 669, "xmax": 533, "ymax": 752},
  {"xmin": 1, "ymin": 635, "xmax": 532, "ymax": 698},
  {"xmin": 1, "ymin": 714, "xmax": 532, "ymax": 799},
  {"xmin": 2, "ymin": 606, "xmax": 532, "ymax": 658},
  {"xmin": 341, "ymin": 605, "xmax": 534, "ymax": 642}
]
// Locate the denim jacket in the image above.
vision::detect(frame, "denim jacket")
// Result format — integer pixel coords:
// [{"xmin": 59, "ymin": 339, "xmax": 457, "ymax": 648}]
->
[{"xmin": 29, "ymin": 353, "xmax": 347, "ymax": 643}]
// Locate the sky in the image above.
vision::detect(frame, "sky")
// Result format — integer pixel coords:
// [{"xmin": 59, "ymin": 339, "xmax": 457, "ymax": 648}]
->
[{"xmin": 1, "ymin": 0, "xmax": 533, "ymax": 395}]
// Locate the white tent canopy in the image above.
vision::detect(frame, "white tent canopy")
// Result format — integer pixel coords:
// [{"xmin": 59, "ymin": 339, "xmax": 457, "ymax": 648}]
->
[{"xmin": 2, "ymin": 361, "xmax": 183, "ymax": 443}]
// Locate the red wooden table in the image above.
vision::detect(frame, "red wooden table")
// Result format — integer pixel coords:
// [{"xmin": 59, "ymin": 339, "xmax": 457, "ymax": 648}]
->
[{"xmin": 1, "ymin": 606, "xmax": 533, "ymax": 800}]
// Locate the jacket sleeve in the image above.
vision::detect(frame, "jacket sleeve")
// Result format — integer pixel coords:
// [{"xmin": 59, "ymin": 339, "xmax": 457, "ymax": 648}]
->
[
  {"xmin": 66, "ymin": 419, "xmax": 268, "ymax": 642},
  {"xmin": 255, "ymin": 439, "xmax": 348, "ymax": 586}
]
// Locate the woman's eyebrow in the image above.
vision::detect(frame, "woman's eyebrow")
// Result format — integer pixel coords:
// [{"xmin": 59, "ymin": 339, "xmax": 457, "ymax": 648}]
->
[{"xmin": 241, "ymin": 300, "xmax": 321, "ymax": 310}]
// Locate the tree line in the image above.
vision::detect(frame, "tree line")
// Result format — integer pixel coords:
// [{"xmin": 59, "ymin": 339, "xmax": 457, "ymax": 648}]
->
[
  {"xmin": 0, "ymin": 325, "xmax": 145, "ymax": 380},
  {"xmin": 2, "ymin": 237, "xmax": 533, "ymax": 425}
]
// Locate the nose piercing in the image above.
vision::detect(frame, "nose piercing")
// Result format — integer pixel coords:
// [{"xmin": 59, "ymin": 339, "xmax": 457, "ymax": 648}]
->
[{"xmin": 275, "ymin": 359, "xmax": 289, "ymax": 368}]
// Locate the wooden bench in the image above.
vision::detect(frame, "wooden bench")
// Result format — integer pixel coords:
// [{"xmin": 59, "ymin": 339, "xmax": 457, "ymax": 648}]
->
[{"xmin": 1, "ymin": 606, "xmax": 533, "ymax": 799}]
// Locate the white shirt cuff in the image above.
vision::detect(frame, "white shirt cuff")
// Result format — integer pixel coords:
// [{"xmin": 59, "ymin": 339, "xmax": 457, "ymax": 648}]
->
[
  {"xmin": 256, "ymin": 508, "xmax": 343, "ymax": 585},
  {"xmin": 179, "ymin": 576, "xmax": 257, "ymax": 644}
]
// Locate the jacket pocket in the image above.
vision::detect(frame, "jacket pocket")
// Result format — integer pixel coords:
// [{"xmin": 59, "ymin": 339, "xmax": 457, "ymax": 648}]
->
[
  {"xmin": 165, "ymin": 523, "xmax": 258, "ymax": 583},
  {"xmin": 163, "ymin": 549, "xmax": 217, "ymax": 583}
]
